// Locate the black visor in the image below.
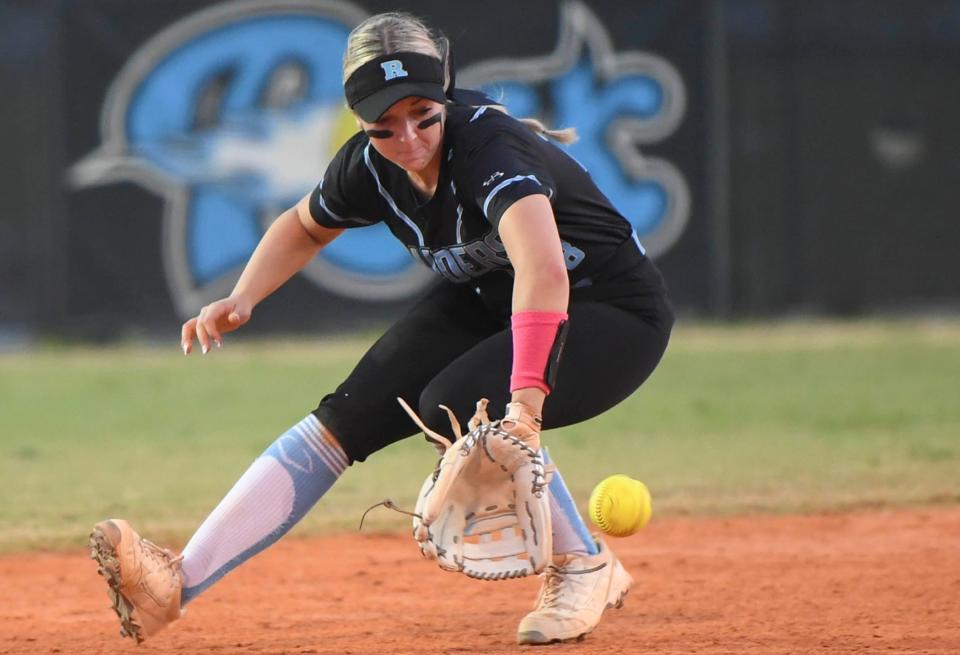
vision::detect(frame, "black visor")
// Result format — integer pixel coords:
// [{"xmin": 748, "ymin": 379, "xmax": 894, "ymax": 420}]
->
[{"xmin": 344, "ymin": 52, "xmax": 447, "ymax": 122}]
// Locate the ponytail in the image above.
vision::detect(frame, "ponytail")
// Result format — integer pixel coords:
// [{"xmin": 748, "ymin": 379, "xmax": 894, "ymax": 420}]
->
[
  {"xmin": 517, "ymin": 117, "xmax": 579, "ymax": 145},
  {"xmin": 480, "ymin": 104, "xmax": 579, "ymax": 145}
]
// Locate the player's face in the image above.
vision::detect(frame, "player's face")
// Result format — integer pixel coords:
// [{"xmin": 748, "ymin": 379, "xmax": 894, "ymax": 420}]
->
[{"xmin": 357, "ymin": 97, "xmax": 445, "ymax": 173}]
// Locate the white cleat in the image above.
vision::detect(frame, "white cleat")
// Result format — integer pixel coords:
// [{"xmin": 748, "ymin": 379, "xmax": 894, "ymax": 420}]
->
[
  {"xmin": 89, "ymin": 519, "xmax": 184, "ymax": 643},
  {"xmin": 516, "ymin": 539, "xmax": 633, "ymax": 645}
]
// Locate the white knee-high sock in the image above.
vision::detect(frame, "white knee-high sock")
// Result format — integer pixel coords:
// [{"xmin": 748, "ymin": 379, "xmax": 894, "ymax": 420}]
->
[
  {"xmin": 179, "ymin": 414, "xmax": 348, "ymax": 604},
  {"xmin": 542, "ymin": 449, "xmax": 599, "ymax": 557}
]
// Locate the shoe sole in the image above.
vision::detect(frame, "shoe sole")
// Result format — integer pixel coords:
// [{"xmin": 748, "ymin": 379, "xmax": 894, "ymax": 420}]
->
[
  {"xmin": 89, "ymin": 525, "xmax": 145, "ymax": 644},
  {"xmin": 516, "ymin": 586, "xmax": 631, "ymax": 645}
]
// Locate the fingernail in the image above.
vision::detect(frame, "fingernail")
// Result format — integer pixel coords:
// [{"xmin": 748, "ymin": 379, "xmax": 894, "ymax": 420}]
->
[
  {"xmin": 215, "ymin": 339, "xmax": 222, "ymax": 349},
  {"xmin": 182, "ymin": 343, "xmax": 188, "ymax": 355},
  {"xmin": 202, "ymin": 345, "xmax": 209, "ymax": 355}
]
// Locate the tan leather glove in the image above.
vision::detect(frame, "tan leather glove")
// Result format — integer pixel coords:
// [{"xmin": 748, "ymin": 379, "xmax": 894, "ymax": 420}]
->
[
  {"xmin": 397, "ymin": 397, "xmax": 552, "ymax": 579},
  {"xmin": 500, "ymin": 401, "xmax": 543, "ymax": 450}
]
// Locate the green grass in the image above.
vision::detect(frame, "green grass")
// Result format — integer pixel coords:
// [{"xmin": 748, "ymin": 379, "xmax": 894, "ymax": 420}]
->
[{"xmin": 1, "ymin": 320, "xmax": 959, "ymax": 553}]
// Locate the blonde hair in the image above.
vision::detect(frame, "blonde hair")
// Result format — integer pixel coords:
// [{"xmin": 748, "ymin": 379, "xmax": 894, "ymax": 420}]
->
[
  {"xmin": 342, "ymin": 12, "xmax": 451, "ymax": 91},
  {"xmin": 515, "ymin": 116, "xmax": 578, "ymax": 145},
  {"xmin": 343, "ymin": 12, "xmax": 578, "ymax": 144}
]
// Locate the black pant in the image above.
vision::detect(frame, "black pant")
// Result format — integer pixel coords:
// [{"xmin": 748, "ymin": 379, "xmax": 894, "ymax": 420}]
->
[{"xmin": 314, "ymin": 280, "xmax": 673, "ymax": 463}]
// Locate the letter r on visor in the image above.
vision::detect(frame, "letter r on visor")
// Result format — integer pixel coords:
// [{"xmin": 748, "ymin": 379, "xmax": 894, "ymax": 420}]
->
[{"xmin": 380, "ymin": 60, "xmax": 409, "ymax": 81}]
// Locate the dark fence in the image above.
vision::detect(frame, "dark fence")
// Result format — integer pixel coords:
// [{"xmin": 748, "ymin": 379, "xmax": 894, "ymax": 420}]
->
[{"xmin": 1, "ymin": 0, "xmax": 958, "ymax": 339}]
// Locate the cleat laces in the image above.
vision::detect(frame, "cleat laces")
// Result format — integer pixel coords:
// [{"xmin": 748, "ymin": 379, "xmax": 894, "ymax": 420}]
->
[
  {"xmin": 140, "ymin": 538, "xmax": 184, "ymax": 578},
  {"xmin": 540, "ymin": 566, "xmax": 574, "ymax": 610}
]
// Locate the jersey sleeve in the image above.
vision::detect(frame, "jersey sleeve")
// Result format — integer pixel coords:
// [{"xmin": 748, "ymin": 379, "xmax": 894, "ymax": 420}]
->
[
  {"xmin": 459, "ymin": 125, "xmax": 557, "ymax": 228},
  {"xmin": 308, "ymin": 134, "xmax": 381, "ymax": 229}
]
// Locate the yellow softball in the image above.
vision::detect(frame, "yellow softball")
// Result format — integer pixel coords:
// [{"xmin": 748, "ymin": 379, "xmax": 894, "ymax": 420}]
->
[{"xmin": 588, "ymin": 474, "xmax": 652, "ymax": 537}]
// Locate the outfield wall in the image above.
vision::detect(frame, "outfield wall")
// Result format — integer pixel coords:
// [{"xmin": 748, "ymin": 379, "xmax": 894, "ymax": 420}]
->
[{"xmin": 1, "ymin": 0, "xmax": 958, "ymax": 337}]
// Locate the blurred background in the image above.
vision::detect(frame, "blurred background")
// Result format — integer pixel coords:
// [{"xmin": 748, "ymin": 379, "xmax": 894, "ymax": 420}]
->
[
  {"xmin": 1, "ymin": 1, "xmax": 959, "ymax": 553},
  {"xmin": 2, "ymin": 0, "xmax": 958, "ymax": 343}
]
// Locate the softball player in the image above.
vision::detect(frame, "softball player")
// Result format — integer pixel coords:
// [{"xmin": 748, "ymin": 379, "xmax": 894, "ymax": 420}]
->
[{"xmin": 90, "ymin": 12, "xmax": 673, "ymax": 645}]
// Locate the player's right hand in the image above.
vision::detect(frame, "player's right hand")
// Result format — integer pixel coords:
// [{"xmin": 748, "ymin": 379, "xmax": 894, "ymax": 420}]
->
[{"xmin": 181, "ymin": 296, "xmax": 253, "ymax": 355}]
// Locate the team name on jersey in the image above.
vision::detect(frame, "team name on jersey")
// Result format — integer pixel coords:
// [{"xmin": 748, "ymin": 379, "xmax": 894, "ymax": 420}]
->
[
  {"xmin": 409, "ymin": 230, "xmax": 587, "ymax": 283},
  {"xmin": 410, "ymin": 231, "xmax": 511, "ymax": 283}
]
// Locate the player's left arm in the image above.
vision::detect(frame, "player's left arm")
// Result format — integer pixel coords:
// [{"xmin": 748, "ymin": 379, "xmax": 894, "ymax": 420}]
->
[
  {"xmin": 499, "ymin": 194, "xmax": 569, "ymax": 314},
  {"xmin": 498, "ymin": 194, "xmax": 570, "ymax": 414}
]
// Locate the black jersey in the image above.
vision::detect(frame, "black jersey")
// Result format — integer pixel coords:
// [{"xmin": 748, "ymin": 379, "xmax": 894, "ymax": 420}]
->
[{"xmin": 309, "ymin": 103, "xmax": 666, "ymax": 317}]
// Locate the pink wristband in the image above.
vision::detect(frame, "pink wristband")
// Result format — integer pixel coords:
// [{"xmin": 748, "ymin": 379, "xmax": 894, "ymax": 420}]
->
[{"xmin": 510, "ymin": 311, "xmax": 569, "ymax": 394}]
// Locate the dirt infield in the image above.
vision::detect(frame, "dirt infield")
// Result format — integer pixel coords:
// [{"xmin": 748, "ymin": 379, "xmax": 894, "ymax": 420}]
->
[{"xmin": 2, "ymin": 507, "xmax": 959, "ymax": 655}]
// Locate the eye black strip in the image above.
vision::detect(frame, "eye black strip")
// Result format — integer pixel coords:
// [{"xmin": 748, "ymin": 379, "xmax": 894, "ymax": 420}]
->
[
  {"xmin": 417, "ymin": 112, "xmax": 443, "ymax": 130},
  {"xmin": 365, "ymin": 112, "xmax": 441, "ymax": 140}
]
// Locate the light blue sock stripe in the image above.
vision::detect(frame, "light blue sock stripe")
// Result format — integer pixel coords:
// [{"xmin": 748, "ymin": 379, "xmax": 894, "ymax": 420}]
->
[
  {"xmin": 181, "ymin": 416, "xmax": 344, "ymax": 604},
  {"xmin": 542, "ymin": 449, "xmax": 599, "ymax": 555}
]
